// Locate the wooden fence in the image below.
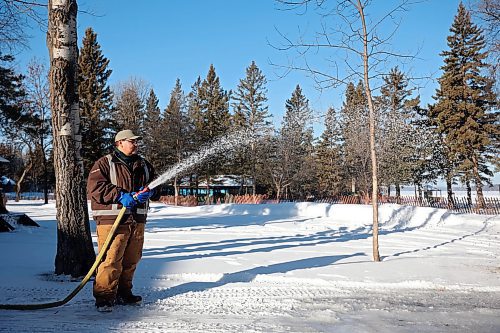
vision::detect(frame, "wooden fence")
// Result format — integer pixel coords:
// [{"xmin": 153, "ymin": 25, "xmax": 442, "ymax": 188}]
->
[
  {"xmin": 305, "ymin": 195, "xmax": 499, "ymax": 215},
  {"xmin": 160, "ymin": 194, "xmax": 500, "ymax": 215},
  {"xmin": 7, "ymin": 192, "xmax": 497, "ymax": 215}
]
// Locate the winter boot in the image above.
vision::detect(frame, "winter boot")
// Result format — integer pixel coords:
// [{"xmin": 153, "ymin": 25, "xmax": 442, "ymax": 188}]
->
[
  {"xmin": 116, "ymin": 292, "xmax": 142, "ymax": 305},
  {"xmin": 95, "ymin": 299, "xmax": 114, "ymax": 312}
]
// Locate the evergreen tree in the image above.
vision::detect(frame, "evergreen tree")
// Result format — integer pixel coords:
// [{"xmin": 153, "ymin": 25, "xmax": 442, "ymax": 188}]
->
[
  {"xmin": 78, "ymin": 27, "xmax": 113, "ymax": 175},
  {"xmin": 187, "ymin": 76, "xmax": 203, "ymax": 148},
  {"xmin": 231, "ymin": 61, "xmax": 272, "ymax": 194},
  {"xmin": 316, "ymin": 107, "xmax": 345, "ymax": 197},
  {"xmin": 186, "ymin": 76, "xmax": 204, "ymax": 195},
  {"xmin": 163, "ymin": 79, "xmax": 190, "ymax": 200},
  {"xmin": 199, "ymin": 64, "xmax": 231, "ymax": 143},
  {"xmin": 0, "ymin": 53, "xmax": 25, "ymax": 129},
  {"xmin": 431, "ymin": 3, "xmax": 498, "ymax": 205},
  {"xmin": 340, "ymin": 81, "xmax": 371, "ymax": 194},
  {"xmin": 408, "ymin": 106, "xmax": 447, "ymax": 198},
  {"xmin": 142, "ymin": 88, "xmax": 163, "ymax": 170},
  {"xmin": 197, "ymin": 64, "xmax": 231, "ymax": 195},
  {"xmin": 376, "ymin": 67, "xmax": 421, "ymax": 196},
  {"xmin": 277, "ymin": 85, "xmax": 314, "ymax": 199}
]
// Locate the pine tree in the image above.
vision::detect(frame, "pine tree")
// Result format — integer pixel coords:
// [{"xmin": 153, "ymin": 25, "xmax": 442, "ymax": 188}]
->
[
  {"xmin": 431, "ymin": 3, "xmax": 498, "ymax": 205},
  {"xmin": 0, "ymin": 53, "xmax": 25, "ymax": 128},
  {"xmin": 277, "ymin": 85, "xmax": 313, "ymax": 199},
  {"xmin": 0, "ymin": 53, "xmax": 25, "ymax": 211},
  {"xmin": 376, "ymin": 67, "xmax": 420, "ymax": 196},
  {"xmin": 78, "ymin": 27, "xmax": 113, "ymax": 175},
  {"xmin": 316, "ymin": 107, "xmax": 345, "ymax": 197},
  {"xmin": 186, "ymin": 76, "xmax": 204, "ymax": 195},
  {"xmin": 187, "ymin": 76, "xmax": 203, "ymax": 147},
  {"xmin": 197, "ymin": 64, "xmax": 231, "ymax": 197},
  {"xmin": 408, "ymin": 106, "xmax": 446, "ymax": 198},
  {"xmin": 142, "ymin": 88, "xmax": 163, "ymax": 170},
  {"xmin": 231, "ymin": 61, "xmax": 272, "ymax": 194},
  {"xmin": 341, "ymin": 81, "xmax": 371, "ymax": 194},
  {"xmin": 163, "ymin": 79, "xmax": 191, "ymax": 201},
  {"xmin": 199, "ymin": 64, "xmax": 231, "ymax": 143}
]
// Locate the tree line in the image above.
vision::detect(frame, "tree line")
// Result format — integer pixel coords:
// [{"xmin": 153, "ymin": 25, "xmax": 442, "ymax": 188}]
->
[
  {"xmin": 0, "ymin": 3, "xmax": 498, "ymax": 207},
  {"xmin": 0, "ymin": 0, "xmax": 497, "ymax": 275}
]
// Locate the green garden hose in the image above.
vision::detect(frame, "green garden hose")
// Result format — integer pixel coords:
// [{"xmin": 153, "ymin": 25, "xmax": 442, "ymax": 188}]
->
[{"xmin": 0, "ymin": 206, "xmax": 127, "ymax": 310}]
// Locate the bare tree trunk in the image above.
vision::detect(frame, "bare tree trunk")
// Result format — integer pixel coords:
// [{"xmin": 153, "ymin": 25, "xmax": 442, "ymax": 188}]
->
[
  {"xmin": 15, "ymin": 162, "xmax": 32, "ymax": 202},
  {"xmin": 472, "ymin": 154, "xmax": 485, "ymax": 208},
  {"xmin": 0, "ymin": 192, "xmax": 8, "ymax": 214},
  {"xmin": 174, "ymin": 175, "xmax": 179, "ymax": 206},
  {"xmin": 357, "ymin": 0, "xmax": 380, "ymax": 262},
  {"xmin": 42, "ymin": 136, "xmax": 49, "ymax": 204},
  {"xmin": 48, "ymin": 0, "xmax": 95, "ymax": 277},
  {"xmin": 446, "ymin": 171, "xmax": 454, "ymax": 208},
  {"xmin": 205, "ymin": 174, "xmax": 211, "ymax": 205},
  {"xmin": 466, "ymin": 178, "xmax": 472, "ymax": 205},
  {"xmin": 251, "ymin": 142, "xmax": 257, "ymax": 195}
]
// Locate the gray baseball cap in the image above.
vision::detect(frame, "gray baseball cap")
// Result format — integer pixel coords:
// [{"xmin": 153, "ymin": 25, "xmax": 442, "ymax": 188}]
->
[{"xmin": 114, "ymin": 129, "xmax": 142, "ymax": 142}]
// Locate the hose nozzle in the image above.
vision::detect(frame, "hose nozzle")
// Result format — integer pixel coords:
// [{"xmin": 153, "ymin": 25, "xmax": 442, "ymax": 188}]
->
[{"xmin": 133, "ymin": 186, "xmax": 150, "ymax": 201}]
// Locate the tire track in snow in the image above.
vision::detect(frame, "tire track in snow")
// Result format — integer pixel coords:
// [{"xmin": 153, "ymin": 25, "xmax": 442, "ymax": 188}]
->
[{"xmin": 1, "ymin": 283, "xmax": 499, "ymax": 332}]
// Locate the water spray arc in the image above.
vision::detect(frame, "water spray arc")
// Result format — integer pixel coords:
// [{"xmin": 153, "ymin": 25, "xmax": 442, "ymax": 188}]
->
[
  {"xmin": 148, "ymin": 130, "xmax": 255, "ymax": 190},
  {"xmin": 0, "ymin": 130, "xmax": 254, "ymax": 310}
]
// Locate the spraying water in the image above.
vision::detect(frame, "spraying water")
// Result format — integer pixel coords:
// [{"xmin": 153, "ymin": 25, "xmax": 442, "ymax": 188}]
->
[{"xmin": 147, "ymin": 130, "xmax": 255, "ymax": 190}]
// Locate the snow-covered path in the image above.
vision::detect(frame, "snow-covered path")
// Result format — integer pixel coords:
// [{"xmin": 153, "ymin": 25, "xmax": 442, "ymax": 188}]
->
[
  {"xmin": 0, "ymin": 201, "xmax": 499, "ymax": 332},
  {"xmin": 1, "ymin": 282, "xmax": 499, "ymax": 332}
]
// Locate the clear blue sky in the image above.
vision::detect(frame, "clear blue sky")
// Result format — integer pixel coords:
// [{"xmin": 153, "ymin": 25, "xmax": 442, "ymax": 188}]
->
[
  {"xmin": 19, "ymin": 0, "xmax": 465, "ymax": 127},
  {"xmin": 16, "ymin": 0, "xmax": 499, "ymax": 185}
]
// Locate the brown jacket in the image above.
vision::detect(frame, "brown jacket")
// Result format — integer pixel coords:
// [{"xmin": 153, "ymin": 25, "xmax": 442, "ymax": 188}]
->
[{"xmin": 87, "ymin": 151, "xmax": 156, "ymax": 225}]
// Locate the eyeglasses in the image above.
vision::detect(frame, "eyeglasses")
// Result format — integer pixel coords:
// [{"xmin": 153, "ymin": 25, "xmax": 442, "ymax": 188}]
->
[{"xmin": 123, "ymin": 139, "xmax": 138, "ymax": 145}]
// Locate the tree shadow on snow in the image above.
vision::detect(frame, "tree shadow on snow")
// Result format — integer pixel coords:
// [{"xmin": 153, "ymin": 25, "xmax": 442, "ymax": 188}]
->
[
  {"xmin": 147, "ymin": 253, "xmax": 365, "ymax": 301},
  {"xmin": 141, "ymin": 225, "xmax": 372, "ymax": 263},
  {"xmin": 380, "ymin": 205, "xmax": 453, "ymax": 231},
  {"xmin": 142, "ymin": 211, "xmax": 439, "ymax": 265},
  {"xmin": 386, "ymin": 215, "xmax": 491, "ymax": 259}
]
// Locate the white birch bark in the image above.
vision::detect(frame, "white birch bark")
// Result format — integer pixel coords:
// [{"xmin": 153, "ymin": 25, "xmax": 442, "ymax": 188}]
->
[{"xmin": 48, "ymin": 0, "xmax": 95, "ymax": 276}]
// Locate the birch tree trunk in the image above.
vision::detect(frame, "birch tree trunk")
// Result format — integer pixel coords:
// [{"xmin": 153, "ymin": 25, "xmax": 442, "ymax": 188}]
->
[
  {"xmin": 356, "ymin": 0, "xmax": 380, "ymax": 262},
  {"xmin": 48, "ymin": 0, "xmax": 95, "ymax": 277}
]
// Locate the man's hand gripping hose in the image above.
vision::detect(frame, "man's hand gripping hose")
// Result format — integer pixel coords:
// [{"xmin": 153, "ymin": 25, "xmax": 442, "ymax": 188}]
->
[{"xmin": 133, "ymin": 186, "xmax": 152, "ymax": 203}]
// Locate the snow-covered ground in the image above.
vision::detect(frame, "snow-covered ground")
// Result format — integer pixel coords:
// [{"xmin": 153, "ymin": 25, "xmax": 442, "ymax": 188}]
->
[{"xmin": 0, "ymin": 200, "xmax": 499, "ymax": 332}]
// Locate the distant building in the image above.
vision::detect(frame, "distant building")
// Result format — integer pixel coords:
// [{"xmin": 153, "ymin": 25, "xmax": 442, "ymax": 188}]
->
[{"xmin": 161, "ymin": 175, "xmax": 254, "ymax": 197}]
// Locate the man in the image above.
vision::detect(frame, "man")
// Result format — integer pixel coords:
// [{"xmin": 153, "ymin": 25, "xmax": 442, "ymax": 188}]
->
[{"xmin": 87, "ymin": 129, "xmax": 159, "ymax": 312}]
